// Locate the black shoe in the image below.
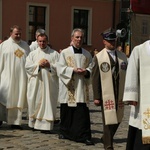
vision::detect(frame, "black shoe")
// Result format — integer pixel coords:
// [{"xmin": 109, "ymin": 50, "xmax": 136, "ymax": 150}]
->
[
  {"xmin": 59, "ymin": 134, "xmax": 66, "ymax": 139},
  {"xmin": 32, "ymin": 128, "xmax": 41, "ymax": 132},
  {"xmin": 105, "ymin": 146, "xmax": 114, "ymax": 150},
  {"xmin": 84, "ymin": 139, "xmax": 94, "ymax": 145},
  {"xmin": 41, "ymin": 130, "xmax": 52, "ymax": 134},
  {"xmin": 0, "ymin": 121, "xmax": 3, "ymax": 126},
  {"xmin": 11, "ymin": 125, "xmax": 23, "ymax": 130},
  {"xmin": 54, "ymin": 119, "xmax": 60, "ymax": 125},
  {"xmin": 101, "ymin": 137, "xmax": 104, "ymax": 144}
]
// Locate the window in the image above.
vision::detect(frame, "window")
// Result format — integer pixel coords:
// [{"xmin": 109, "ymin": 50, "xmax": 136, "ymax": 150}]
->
[
  {"xmin": 29, "ymin": 6, "xmax": 46, "ymax": 41},
  {"xmin": 73, "ymin": 9, "xmax": 91, "ymax": 45},
  {"xmin": 142, "ymin": 20, "xmax": 148, "ymax": 36}
]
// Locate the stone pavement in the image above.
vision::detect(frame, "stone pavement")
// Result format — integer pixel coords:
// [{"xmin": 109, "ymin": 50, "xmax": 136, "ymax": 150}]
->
[
  {"xmin": 0, "ymin": 85, "xmax": 130, "ymax": 150},
  {"xmin": 0, "ymin": 104, "xmax": 130, "ymax": 150}
]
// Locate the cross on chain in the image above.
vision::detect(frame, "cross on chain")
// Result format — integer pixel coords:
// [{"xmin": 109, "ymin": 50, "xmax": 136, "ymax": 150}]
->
[{"xmin": 104, "ymin": 100, "xmax": 115, "ymax": 110}]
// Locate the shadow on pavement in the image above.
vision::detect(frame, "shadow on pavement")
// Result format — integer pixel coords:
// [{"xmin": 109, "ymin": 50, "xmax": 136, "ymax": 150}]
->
[{"xmin": 114, "ymin": 138, "xmax": 127, "ymax": 143}]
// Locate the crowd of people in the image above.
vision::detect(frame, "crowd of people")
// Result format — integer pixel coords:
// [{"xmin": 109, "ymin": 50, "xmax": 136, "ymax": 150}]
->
[{"xmin": 0, "ymin": 25, "xmax": 149, "ymax": 150}]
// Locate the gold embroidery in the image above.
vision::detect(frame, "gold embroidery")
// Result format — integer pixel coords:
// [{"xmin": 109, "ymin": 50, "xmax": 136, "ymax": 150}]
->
[
  {"xmin": 143, "ymin": 108, "xmax": 150, "ymax": 130},
  {"xmin": 144, "ymin": 108, "xmax": 150, "ymax": 118},
  {"xmin": 14, "ymin": 49, "xmax": 24, "ymax": 58},
  {"xmin": 66, "ymin": 56, "xmax": 76, "ymax": 104},
  {"xmin": 67, "ymin": 78, "xmax": 76, "ymax": 104},
  {"xmin": 66, "ymin": 56, "xmax": 75, "ymax": 67},
  {"xmin": 66, "ymin": 55, "xmax": 90, "ymax": 105},
  {"xmin": 142, "ymin": 137, "xmax": 150, "ymax": 144},
  {"xmin": 83, "ymin": 57, "xmax": 89, "ymax": 68}
]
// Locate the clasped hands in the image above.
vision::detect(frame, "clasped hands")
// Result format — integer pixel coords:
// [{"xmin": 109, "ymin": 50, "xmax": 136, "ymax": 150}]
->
[
  {"xmin": 126, "ymin": 101, "xmax": 138, "ymax": 106},
  {"xmin": 73, "ymin": 68, "xmax": 86, "ymax": 75},
  {"xmin": 39, "ymin": 58, "xmax": 50, "ymax": 68}
]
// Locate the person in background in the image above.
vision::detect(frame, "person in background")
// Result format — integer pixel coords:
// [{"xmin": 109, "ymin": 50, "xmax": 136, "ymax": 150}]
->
[
  {"xmin": 92, "ymin": 28, "xmax": 128, "ymax": 150},
  {"xmin": 93, "ymin": 48, "xmax": 99, "ymax": 56},
  {"xmin": 30, "ymin": 28, "xmax": 45, "ymax": 51},
  {"xmin": 58, "ymin": 49, "xmax": 62, "ymax": 53},
  {"xmin": 25, "ymin": 33, "xmax": 59, "ymax": 133},
  {"xmin": 0, "ymin": 39, "xmax": 3, "ymax": 44},
  {"xmin": 117, "ymin": 45, "xmax": 123, "ymax": 52},
  {"xmin": 123, "ymin": 40, "xmax": 150, "ymax": 150},
  {"xmin": 0, "ymin": 25, "xmax": 30, "ymax": 129},
  {"xmin": 57, "ymin": 28, "xmax": 94, "ymax": 145}
]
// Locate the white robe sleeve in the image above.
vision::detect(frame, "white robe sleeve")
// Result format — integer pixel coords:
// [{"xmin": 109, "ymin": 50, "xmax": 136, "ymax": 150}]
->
[
  {"xmin": 57, "ymin": 52, "xmax": 74, "ymax": 85},
  {"xmin": 123, "ymin": 46, "xmax": 139, "ymax": 102},
  {"xmin": 49, "ymin": 51, "xmax": 60, "ymax": 75},
  {"xmin": 25, "ymin": 52, "xmax": 40, "ymax": 77},
  {"xmin": 0, "ymin": 43, "xmax": 5, "ymax": 77}
]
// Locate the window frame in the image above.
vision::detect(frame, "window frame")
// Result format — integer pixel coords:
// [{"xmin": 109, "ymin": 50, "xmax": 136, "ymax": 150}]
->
[
  {"xmin": 26, "ymin": 3, "xmax": 49, "ymax": 43},
  {"xmin": 71, "ymin": 7, "xmax": 92, "ymax": 46},
  {"xmin": 141, "ymin": 19, "xmax": 149, "ymax": 36}
]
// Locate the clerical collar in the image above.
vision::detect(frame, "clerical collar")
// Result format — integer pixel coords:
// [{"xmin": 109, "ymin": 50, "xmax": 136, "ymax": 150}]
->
[{"xmin": 72, "ymin": 46, "xmax": 82, "ymax": 54}]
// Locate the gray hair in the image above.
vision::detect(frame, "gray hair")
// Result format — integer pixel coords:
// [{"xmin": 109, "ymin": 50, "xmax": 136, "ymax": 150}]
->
[
  {"xmin": 36, "ymin": 29, "xmax": 45, "ymax": 35},
  {"xmin": 37, "ymin": 33, "xmax": 48, "ymax": 41},
  {"xmin": 71, "ymin": 28, "xmax": 84, "ymax": 37}
]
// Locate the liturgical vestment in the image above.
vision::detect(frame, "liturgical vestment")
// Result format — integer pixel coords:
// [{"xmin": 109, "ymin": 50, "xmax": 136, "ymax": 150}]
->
[
  {"xmin": 123, "ymin": 40, "xmax": 150, "ymax": 144},
  {"xmin": 0, "ymin": 37, "xmax": 30, "ymax": 125},
  {"xmin": 57, "ymin": 46, "xmax": 93, "ymax": 142},
  {"xmin": 25, "ymin": 46, "xmax": 59, "ymax": 130}
]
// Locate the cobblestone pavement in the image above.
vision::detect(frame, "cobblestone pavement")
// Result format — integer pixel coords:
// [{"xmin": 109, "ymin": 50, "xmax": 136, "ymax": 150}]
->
[
  {"xmin": 0, "ymin": 86, "xmax": 130, "ymax": 150},
  {"xmin": 0, "ymin": 104, "xmax": 130, "ymax": 150}
]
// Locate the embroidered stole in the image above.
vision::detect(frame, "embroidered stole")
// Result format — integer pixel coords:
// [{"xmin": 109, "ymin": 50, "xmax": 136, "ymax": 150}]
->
[
  {"xmin": 64, "ymin": 47, "xmax": 89, "ymax": 107},
  {"xmin": 139, "ymin": 42, "xmax": 150, "ymax": 144},
  {"xmin": 97, "ymin": 48, "xmax": 126, "ymax": 125}
]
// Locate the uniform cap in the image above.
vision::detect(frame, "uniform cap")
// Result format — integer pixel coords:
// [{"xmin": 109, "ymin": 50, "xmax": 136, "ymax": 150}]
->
[{"xmin": 101, "ymin": 28, "xmax": 116, "ymax": 41}]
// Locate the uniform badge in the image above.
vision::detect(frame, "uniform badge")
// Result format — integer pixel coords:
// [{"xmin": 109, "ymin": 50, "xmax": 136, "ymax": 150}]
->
[
  {"xmin": 120, "ymin": 62, "xmax": 127, "ymax": 70},
  {"xmin": 100, "ymin": 62, "xmax": 110, "ymax": 72}
]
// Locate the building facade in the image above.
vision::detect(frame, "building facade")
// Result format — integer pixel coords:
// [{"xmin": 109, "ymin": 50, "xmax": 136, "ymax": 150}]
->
[
  {"xmin": 0, "ymin": 0, "xmax": 121, "ymax": 52},
  {"xmin": 130, "ymin": 0, "xmax": 150, "ymax": 49}
]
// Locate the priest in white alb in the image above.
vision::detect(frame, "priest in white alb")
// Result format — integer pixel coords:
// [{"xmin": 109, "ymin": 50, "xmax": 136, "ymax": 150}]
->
[
  {"xmin": 123, "ymin": 40, "xmax": 150, "ymax": 150},
  {"xmin": 25, "ymin": 33, "xmax": 59, "ymax": 132},
  {"xmin": 0, "ymin": 25, "xmax": 30, "ymax": 129}
]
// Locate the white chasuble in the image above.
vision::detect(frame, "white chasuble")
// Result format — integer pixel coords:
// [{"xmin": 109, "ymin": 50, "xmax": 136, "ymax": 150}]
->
[
  {"xmin": 57, "ymin": 46, "xmax": 93, "ymax": 107},
  {"xmin": 97, "ymin": 48, "xmax": 127, "ymax": 125},
  {"xmin": 30, "ymin": 40, "xmax": 38, "ymax": 51},
  {"xmin": 25, "ymin": 47, "xmax": 59, "ymax": 130},
  {"xmin": 0, "ymin": 37, "xmax": 30, "ymax": 124},
  {"xmin": 123, "ymin": 40, "xmax": 150, "ymax": 144},
  {"xmin": 0, "ymin": 37, "xmax": 30, "ymax": 107}
]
